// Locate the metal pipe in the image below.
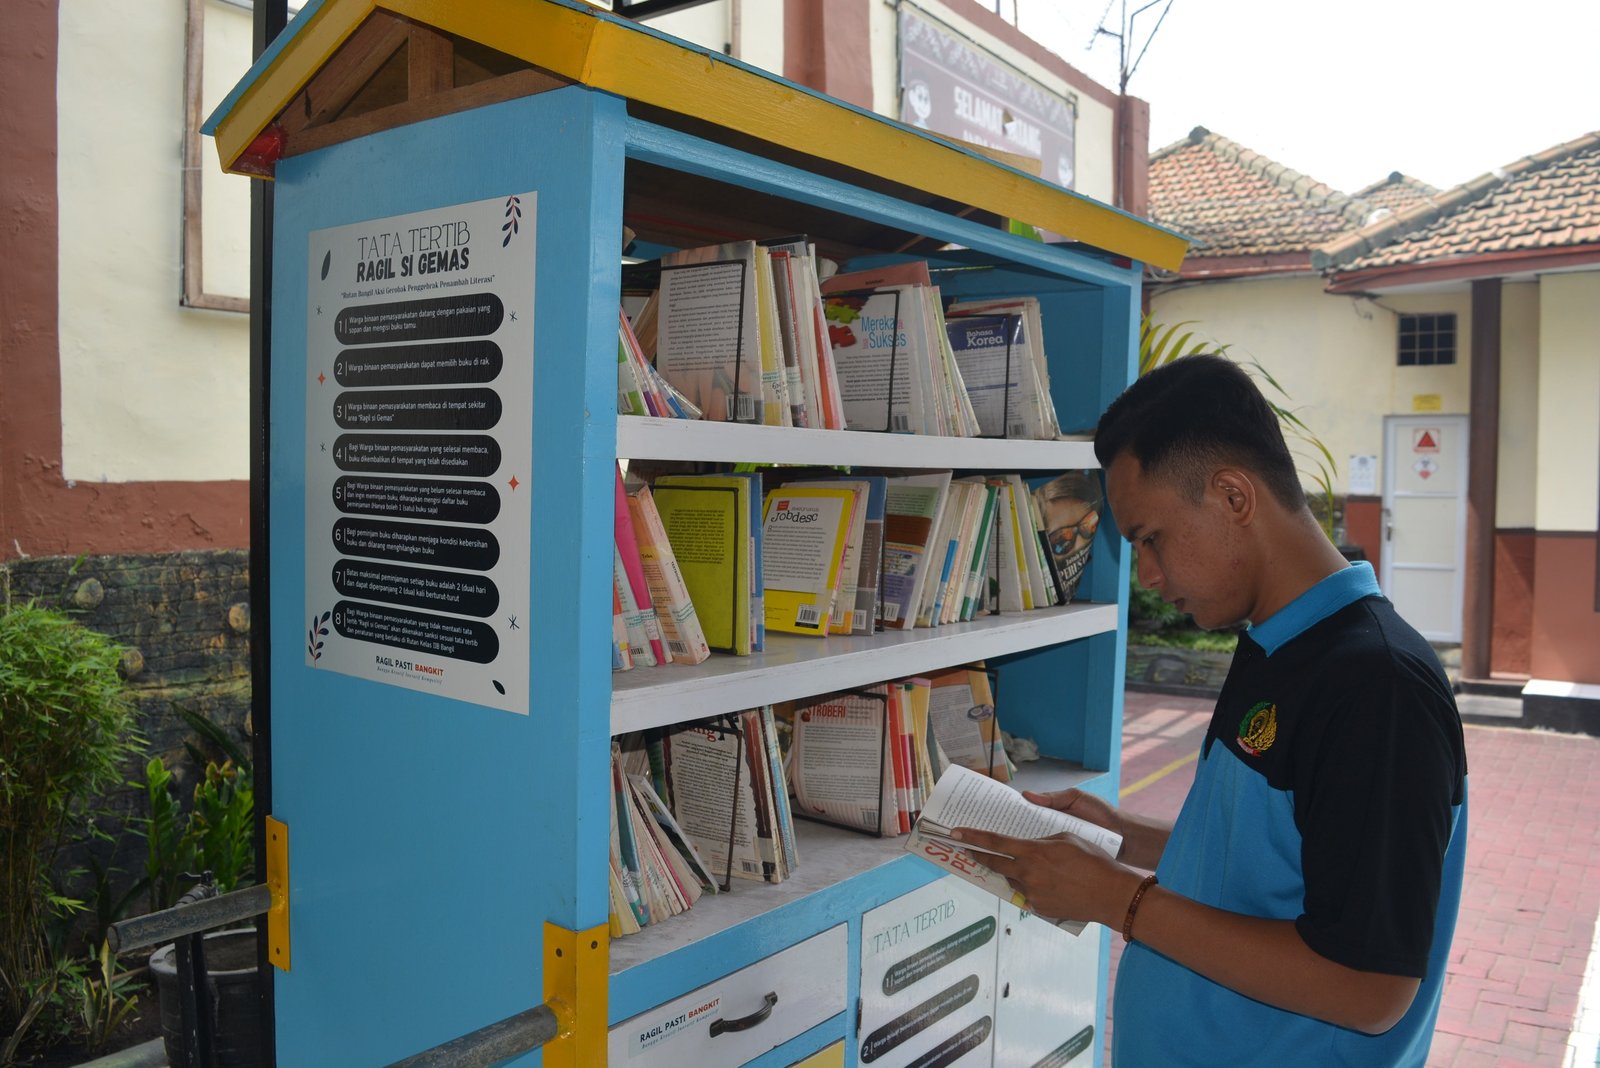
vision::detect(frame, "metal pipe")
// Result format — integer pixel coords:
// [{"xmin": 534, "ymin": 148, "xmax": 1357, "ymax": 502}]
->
[
  {"xmin": 107, "ymin": 884, "xmax": 273, "ymax": 953},
  {"xmin": 384, "ymin": 1005, "xmax": 560, "ymax": 1068}
]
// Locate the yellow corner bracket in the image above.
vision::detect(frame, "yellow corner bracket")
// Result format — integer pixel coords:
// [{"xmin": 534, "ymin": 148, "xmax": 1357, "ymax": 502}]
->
[
  {"xmin": 542, "ymin": 921, "xmax": 608, "ymax": 1067},
  {"xmin": 265, "ymin": 815, "xmax": 291, "ymax": 971}
]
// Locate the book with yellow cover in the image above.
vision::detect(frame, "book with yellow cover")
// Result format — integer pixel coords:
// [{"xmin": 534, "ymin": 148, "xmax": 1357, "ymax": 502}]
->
[
  {"xmin": 761, "ymin": 485, "xmax": 855, "ymax": 636},
  {"xmin": 779, "ymin": 478, "xmax": 870, "ymax": 635},
  {"xmin": 653, "ymin": 475, "xmax": 753, "ymax": 656}
]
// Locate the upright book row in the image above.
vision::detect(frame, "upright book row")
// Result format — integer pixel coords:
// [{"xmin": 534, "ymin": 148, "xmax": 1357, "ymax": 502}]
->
[
  {"xmin": 611, "ymin": 462, "xmax": 1104, "ymax": 670},
  {"xmin": 619, "ymin": 237, "xmax": 1064, "ymax": 440},
  {"xmin": 607, "ymin": 664, "xmax": 1008, "ymax": 938}
]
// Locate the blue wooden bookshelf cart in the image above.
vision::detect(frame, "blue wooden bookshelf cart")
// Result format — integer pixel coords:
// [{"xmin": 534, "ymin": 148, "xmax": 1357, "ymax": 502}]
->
[{"xmin": 205, "ymin": 2, "xmax": 1187, "ymax": 1064}]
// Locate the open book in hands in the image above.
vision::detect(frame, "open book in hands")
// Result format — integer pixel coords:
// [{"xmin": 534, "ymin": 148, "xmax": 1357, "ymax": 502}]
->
[{"xmin": 904, "ymin": 764, "xmax": 1123, "ymax": 935}]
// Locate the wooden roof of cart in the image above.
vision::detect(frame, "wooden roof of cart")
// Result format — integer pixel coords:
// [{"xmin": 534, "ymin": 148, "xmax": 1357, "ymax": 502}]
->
[{"xmin": 204, "ymin": 0, "xmax": 1187, "ymax": 271}]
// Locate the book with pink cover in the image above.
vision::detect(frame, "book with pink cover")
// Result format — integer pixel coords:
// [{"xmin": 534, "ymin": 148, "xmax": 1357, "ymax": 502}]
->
[
  {"xmin": 626, "ymin": 483, "xmax": 712, "ymax": 665},
  {"xmin": 614, "ymin": 463, "xmax": 666, "ymax": 665}
]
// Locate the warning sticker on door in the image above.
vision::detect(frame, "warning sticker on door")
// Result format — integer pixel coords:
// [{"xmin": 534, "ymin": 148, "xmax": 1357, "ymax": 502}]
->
[
  {"xmin": 1413, "ymin": 428, "xmax": 1441, "ymax": 453},
  {"xmin": 1412, "ymin": 457, "xmax": 1438, "ymax": 480}
]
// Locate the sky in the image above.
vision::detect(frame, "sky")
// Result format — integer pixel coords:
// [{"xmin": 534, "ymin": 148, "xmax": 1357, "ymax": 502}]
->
[{"xmin": 1016, "ymin": 0, "xmax": 1600, "ymax": 195}]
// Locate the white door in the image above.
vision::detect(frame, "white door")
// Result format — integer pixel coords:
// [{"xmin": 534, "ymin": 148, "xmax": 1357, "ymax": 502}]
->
[{"xmin": 1381, "ymin": 415, "xmax": 1469, "ymax": 642}]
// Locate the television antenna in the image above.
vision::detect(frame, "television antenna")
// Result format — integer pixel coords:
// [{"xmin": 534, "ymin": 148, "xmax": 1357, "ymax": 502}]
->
[{"xmin": 1091, "ymin": 0, "xmax": 1174, "ymax": 94}]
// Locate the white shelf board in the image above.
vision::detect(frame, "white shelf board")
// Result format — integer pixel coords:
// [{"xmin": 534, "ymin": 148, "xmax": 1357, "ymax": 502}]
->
[
  {"xmin": 608, "ymin": 758, "xmax": 1108, "ymax": 975},
  {"xmin": 618, "ymin": 416, "xmax": 1099, "ymax": 470},
  {"xmin": 612, "ymin": 602, "xmax": 1119, "ymax": 735}
]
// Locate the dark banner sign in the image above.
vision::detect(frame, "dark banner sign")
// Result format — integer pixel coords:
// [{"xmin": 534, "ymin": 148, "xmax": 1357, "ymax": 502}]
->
[{"xmin": 898, "ymin": 6, "xmax": 1077, "ymax": 189}]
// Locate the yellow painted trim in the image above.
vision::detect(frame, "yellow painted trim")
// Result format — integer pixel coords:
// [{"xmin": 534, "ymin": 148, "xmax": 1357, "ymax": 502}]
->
[
  {"xmin": 264, "ymin": 815, "xmax": 292, "ymax": 971},
  {"xmin": 542, "ymin": 921, "xmax": 608, "ymax": 1068},
  {"xmin": 789, "ymin": 1041, "xmax": 846, "ymax": 1067},
  {"xmin": 213, "ymin": 0, "xmax": 1186, "ymax": 269}
]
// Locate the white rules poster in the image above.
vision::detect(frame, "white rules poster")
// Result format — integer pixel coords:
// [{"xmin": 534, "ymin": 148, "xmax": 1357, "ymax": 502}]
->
[{"xmin": 304, "ymin": 193, "xmax": 535, "ymax": 714}]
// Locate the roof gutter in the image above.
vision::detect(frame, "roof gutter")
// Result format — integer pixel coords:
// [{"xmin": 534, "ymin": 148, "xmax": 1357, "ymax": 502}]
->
[{"xmin": 1323, "ymin": 244, "xmax": 1600, "ymax": 294}]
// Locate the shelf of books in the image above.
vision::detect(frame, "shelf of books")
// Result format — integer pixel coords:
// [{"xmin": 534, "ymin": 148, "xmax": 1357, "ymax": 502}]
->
[{"xmin": 210, "ymin": 0, "xmax": 1185, "ymax": 1059}]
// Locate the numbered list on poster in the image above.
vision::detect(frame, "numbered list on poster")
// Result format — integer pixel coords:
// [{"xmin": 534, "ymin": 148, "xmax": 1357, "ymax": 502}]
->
[{"xmin": 304, "ymin": 193, "xmax": 535, "ymax": 714}]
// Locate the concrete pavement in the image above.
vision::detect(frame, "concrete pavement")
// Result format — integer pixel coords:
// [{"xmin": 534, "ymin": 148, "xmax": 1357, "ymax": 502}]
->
[{"xmin": 1103, "ymin": 689, "xmax": 1600, "ymax": 1067}]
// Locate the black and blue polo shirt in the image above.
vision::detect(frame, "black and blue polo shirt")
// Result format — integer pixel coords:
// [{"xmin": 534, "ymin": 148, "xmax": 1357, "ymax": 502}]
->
[{"xmin": 1114, "ymin": 562, "xmax": 1468, "ymax": 1066}]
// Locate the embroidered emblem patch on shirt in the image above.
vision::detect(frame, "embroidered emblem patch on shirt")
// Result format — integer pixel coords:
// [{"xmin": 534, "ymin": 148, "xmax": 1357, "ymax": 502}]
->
[{"xmin": 1237, "ymin": 701, "xmax": 1278, "ymax": 756}]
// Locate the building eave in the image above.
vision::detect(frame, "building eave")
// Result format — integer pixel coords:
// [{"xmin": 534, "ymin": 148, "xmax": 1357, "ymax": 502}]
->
[{"xmin": 1323, "ymin": 244, "xmax": 1600, "ymax": 294}]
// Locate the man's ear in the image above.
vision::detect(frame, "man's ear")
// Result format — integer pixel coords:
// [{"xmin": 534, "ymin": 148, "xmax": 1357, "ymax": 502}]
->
[{"xmin": 1211, "ymin": 468, "xmax": 1256, "ymax": 523}]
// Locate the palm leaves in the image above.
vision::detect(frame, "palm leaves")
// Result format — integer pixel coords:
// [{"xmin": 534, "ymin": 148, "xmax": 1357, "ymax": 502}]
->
[{"xmin": 1137, "ymin": 315, "xmax": 1339, "ymax": 539}]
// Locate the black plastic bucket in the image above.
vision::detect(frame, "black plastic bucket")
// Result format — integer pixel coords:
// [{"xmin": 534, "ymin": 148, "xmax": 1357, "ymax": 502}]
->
[{"xmin": 148, "ymin": 929, "xmax": 264, "ymax": 1068}]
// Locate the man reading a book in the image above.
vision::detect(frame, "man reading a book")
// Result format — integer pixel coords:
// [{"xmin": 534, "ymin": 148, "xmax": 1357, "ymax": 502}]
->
[{"xmin": 952, "ymin": 355, "xmax": 1467, "ymax": 1067}]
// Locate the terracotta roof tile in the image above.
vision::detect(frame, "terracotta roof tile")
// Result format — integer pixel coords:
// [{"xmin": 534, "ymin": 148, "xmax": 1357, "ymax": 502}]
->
[
  {"xmin": 1318, "ymin": 131, "xmax": 1600, "ymax": 271},
  {"xmin": 1148, "ymin": 128, "xmax": 1368, "ymax": 260},
  {"xmin": 1350, "ymin": 172, "xmax": 1440, "ymax": 218}
]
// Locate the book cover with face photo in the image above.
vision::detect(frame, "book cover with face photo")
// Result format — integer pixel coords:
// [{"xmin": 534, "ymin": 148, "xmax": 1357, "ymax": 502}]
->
[{"xmin": 1031, "ymin": 470, "xmax": 1102, "ymax": 605}]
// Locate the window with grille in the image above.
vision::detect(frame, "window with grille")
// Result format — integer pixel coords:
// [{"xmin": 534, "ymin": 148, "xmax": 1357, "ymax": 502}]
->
[{"xmin": 1397, "ymin": 313, "xmax": 1456, "ymax": 366}]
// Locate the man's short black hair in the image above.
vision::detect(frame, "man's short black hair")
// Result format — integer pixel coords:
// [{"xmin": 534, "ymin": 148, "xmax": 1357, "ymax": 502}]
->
[{"xmin": 1093, "ymin": 354, "xmax": 1306, "ymax": 510}]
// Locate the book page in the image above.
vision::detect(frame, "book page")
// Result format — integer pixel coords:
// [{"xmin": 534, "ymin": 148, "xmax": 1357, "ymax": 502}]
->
[
  {"xmin": 790, "ymin": 692, "xmax": 894, "ymax": 834},
  {"xmin": 825, "ymin": 289, "xmax": 919, "ymax": 432},
  {"xmin": 926, "ymin": 668, "xmax": 1008, "ymax": 779},
  {"xmin": 916, "ymin": 766, "xmax": 1118, "ymax": 857},
  {"xmin": 656, "ymin": 257, "xmax": 761, "ymax": 423},
  {"xmin": 945, "ymin": 313, "xmax": 1037, "ymax": 439},
  {"xmin": 905, "ymin": 765, "xmax": 1121, "ymax": 932},
  {"xmin": 665, "ymin": 724, "xmax": 766, "ymax": 884}
]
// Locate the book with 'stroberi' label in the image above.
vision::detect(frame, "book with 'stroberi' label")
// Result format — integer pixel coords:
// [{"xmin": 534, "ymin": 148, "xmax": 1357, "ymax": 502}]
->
[{"xmin": 761, "ymin": 485, "xmax": 855, "ymax": 636}]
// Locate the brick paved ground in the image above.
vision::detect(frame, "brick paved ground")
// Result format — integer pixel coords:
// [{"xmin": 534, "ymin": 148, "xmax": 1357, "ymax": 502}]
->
[{"xmin": 1102, "ymin": 690, "xmax": 1600, "ymax": 1067}]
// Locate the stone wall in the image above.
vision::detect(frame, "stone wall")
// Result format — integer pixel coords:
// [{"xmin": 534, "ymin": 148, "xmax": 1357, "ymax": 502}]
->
[{"xmin": 2, "ymin": 549, "xmax": 252, "ymax": 921}]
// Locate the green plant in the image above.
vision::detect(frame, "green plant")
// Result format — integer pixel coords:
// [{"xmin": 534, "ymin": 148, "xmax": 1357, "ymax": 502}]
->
[
  {"xmin": 188, "ymin": 760, "xmax": 254, "ymax": 895},
  {"xmin": 0, "ymin": 956, "xmax": 84, "ymax": 1064},
  {"xmin": 0, "ymin": 602, "xmax": 142, "ymax": 1051},
  {"xmin": 140, "ymin": 757, "xmax": 190, "ymax": 913},
  {"xmin": 1138, "ymin": 316, "xmax": 1339, "ymax": 541},
  {"xmin": 140, "ymin": 756, "xmax": 254, "ymax": 911},
  {"xmin": 74, "ymin": 939, "xmax": 142, "ymax": 1053}
]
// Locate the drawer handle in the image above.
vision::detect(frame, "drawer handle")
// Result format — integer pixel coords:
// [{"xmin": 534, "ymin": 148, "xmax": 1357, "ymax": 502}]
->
[{"xmin": 709, "ymin": 992, "xmax": 778, "ymax": 1037}]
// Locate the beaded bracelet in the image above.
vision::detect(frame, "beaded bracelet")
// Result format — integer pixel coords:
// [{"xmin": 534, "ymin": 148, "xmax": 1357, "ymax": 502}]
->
[{"xmin": 1121, "ymin": 873, "xmax": 1159, "ymax": 944}]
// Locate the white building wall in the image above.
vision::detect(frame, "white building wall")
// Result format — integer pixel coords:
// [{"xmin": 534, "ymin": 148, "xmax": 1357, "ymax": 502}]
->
[
  {"xmin": 57, "ymin": 0, "xmax": 250, "ymax": 483},
  {"xmin": 1151, "ymin": 278, "xmax": 1492, "ymax": 500},
  {"xmin": 1150, "ymin": 276, "xmax": 1395, "ymax": 496},
  {"xmin": 1535, "ymin": 270, "xmax": 1600, "ymax": 533},
  {"xmin": 1379, "ymin": 289, "xmax": 1474, "ymax": 416},
  {"xmin": 1497, "ymin": 281, "xmax": 1541, "ymax": 529}
]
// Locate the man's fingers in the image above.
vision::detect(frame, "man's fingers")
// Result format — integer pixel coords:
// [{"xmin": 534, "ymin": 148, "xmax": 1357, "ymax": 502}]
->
[
  {"xmin": 951, "ymin": 827, "xmax": 1017, "ymax": 852},
  {"xmin": 1020, "ymin": 788, "xmax": 1074, "ymax": 809}
]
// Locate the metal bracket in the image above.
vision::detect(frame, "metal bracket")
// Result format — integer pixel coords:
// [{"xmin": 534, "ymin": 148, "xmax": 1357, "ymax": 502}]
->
[
  {"xmin": 541, "ymin": 921, "xmax": 608, "ymax": 1068},
  {"xmin": 265, "ymin": 815, "xmax": 291, "ymax": 971}
]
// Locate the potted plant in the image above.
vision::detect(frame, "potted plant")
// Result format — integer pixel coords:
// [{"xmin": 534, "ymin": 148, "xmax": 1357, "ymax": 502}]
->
[{"xmin": 140, "ymin": 753, "xmax": 261, "ymax": 1068}]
